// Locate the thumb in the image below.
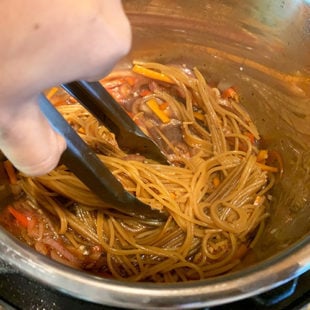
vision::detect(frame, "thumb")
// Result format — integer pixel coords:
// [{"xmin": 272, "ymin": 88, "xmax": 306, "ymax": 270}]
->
[{"xmin": 0, "ymin": 98, "xmax": 66, "ymax": 176}]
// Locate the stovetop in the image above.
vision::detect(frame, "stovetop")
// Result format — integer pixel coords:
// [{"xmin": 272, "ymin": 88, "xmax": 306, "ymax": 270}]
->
[{"xmin": 0, "ymin": 259, "xmax": 309, "ymax": 310}]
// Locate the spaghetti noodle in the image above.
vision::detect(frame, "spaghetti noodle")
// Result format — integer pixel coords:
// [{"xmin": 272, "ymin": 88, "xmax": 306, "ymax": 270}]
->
[{"xmin": 0, "ymin": 62, "xmax": 280, "ymax": 282}]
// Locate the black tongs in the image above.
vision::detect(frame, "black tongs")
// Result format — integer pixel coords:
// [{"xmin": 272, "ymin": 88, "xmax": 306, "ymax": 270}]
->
[{"xmin": 39, "ymin": 81, "xmax": 167, "ymax": 221}]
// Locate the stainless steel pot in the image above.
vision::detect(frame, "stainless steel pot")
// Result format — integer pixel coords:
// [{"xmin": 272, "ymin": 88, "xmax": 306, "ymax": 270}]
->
[{"xmin": 0, "ymin": 1, "xmax": 309, "ymax": 309}]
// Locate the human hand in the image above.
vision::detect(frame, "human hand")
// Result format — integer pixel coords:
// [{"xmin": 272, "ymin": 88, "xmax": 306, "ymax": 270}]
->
[{"xmin": 0, "ymin": 0, "xmax": 131, "ymax": 176}]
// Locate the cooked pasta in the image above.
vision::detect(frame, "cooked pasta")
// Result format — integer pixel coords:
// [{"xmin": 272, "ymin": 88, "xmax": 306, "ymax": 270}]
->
[{"xmin": 0, "ymin": 62, "xmax": 281, "ymax": 282}]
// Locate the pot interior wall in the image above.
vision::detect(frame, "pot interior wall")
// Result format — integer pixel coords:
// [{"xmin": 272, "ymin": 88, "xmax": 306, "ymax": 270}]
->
[{"xmin": 121, "ymin": 0, "xmax": 310, "ymax": 266}]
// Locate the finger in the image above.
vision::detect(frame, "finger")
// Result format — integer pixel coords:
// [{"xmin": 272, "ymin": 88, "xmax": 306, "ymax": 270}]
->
[
  {"xmin": 70, "ymin": 0, "xmax": 132, "ymax": 82},
  {"xmin": 1, "ymin": 0, "xmax": 132, "ymax": 98},
  {"xmin": 0, "ymin": 98, "xmax": 66, "ymax": 176}
]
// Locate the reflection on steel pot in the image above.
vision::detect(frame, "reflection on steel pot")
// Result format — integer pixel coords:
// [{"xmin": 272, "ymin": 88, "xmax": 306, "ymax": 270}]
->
[{"xmin": 0, "ymin": 0, "xmax": 309, "ymax": 309}]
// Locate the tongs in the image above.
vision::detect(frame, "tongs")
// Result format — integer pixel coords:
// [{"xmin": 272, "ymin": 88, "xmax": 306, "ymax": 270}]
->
[{"xmin": 39, "ymin": 81, "xmax": 167, "ymax": 221}]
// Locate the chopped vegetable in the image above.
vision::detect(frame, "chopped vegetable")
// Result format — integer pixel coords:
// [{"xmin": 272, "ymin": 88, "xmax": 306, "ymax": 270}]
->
[
  {"xmin": 139, "ymin": 89, "xmax": 152, "ymax": 97},
  {"xmin": 256, "ymin": 162, "xmax": 279, "ymax": 173},
  {"xmin": 253, "ymin": 195, "xmax": 263, "ymax": 206},
  {"xmin": 3, "ymin": 160, "xmax": 17, "ymax": 185},
  {"xmin": 222, "ymin": 87, "xmax": 239, "ymax": 101},
  {"xmin": 244, "ymin": 132, "xmax": 255, "ymax": 144},
  {"xmin": 8, "ymin": 206, "xmax": 29, "ymax": 228},
  {"xmin": 146, "ymin": 99, "xmax": 170, "ymax": 123},
  {"xmin": 256, "ymin": 150, "xmax": 268, "ymax": 162},
  {"xmin": 193, "ymin": 111, "xmax": 205, "ymax": 121},
  {"xmin": 133, "ymin": 65, "xmax": 174, "ymax": 84},
  {"xmin": 159, "ymin": 102, "xmax": 169, "ymax": 110},
  {"xmin": 124, "ymin": 76, "xmax": 136, "ymax": 86},
  {"xmin": 46, "ymin": 87, "xmax": 58, "ymax": 100},
  {"xmin": 267, "ymin": 150, "xmax": 284, "ymax": 178},
  {"xmin": 213, "ymin": 176, "xmax": 220, "ymax": 188},
  {"xmin": 78, "ymin": 127, "xmax": 86, "ymax": 134}
]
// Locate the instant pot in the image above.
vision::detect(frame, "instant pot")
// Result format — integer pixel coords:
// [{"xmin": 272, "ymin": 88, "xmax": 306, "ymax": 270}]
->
[{"xmin": 0, "ymin": 0, "xmax": 309, "ymax": 309}]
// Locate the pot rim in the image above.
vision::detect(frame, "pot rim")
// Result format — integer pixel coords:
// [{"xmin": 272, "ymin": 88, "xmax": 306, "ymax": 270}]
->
[{"xmin": 0, "ymin": 227, "xmax": 309, "ymax": 309}]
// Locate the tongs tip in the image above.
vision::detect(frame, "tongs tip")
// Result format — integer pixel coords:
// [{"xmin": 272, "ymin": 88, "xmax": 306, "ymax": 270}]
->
[{"xmin": 40, "ymin": 92, "xmax": 168, "ymax": 222}]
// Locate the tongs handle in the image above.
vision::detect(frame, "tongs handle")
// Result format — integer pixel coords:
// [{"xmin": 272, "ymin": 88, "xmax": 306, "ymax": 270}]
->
[
  {"xmin": 39, "ymin": 94, "xmax": 166, "ymax": 221},
  {"xmin": 62, "ymin": 81, "xmax": 167, "ymax": 164}
]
